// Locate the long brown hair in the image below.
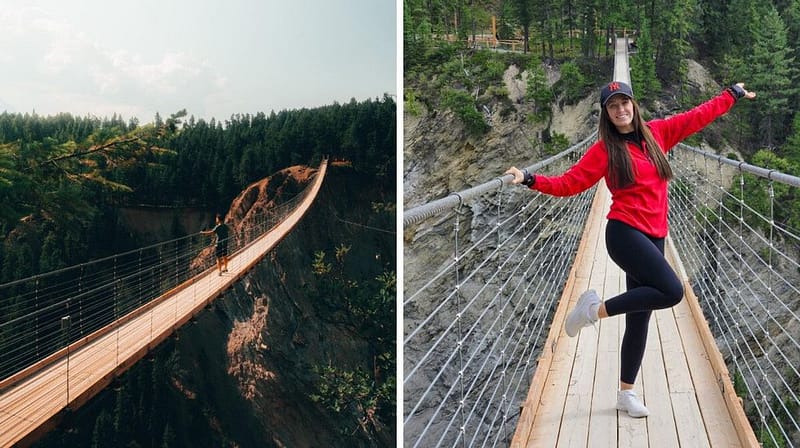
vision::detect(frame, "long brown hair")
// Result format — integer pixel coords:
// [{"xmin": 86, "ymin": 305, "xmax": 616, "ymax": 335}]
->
[{"xmin": 599, "ymin": 98, "xmax": 673, "ymax": 189}]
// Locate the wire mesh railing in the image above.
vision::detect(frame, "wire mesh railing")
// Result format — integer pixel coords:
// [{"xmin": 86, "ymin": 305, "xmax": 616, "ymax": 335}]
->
[
  {"xmin": 0, "ymin": 165, "xmax": 323, "ymax": 383},
  {"xmin": 669, "ymin": 144, "xmax": 800, "ymax": 447},
  {"xmin": 403, "ymin": 134, "xmax": 596, "ymax": 447}
]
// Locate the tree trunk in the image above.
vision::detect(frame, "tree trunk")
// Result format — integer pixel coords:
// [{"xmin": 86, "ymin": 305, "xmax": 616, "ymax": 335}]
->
[{"xmin": 523, "ymin": 25, "xmax": 530, "ymax": 53}]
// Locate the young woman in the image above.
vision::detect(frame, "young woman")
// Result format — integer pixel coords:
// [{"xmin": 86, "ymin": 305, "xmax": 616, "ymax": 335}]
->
[
  {"xmin": 506, "ymin": 80, "xmax": 755, "ymax": 417},
  {"xmin": 201, "ymin": 213, "xmax": 230, "ymax": 275}
]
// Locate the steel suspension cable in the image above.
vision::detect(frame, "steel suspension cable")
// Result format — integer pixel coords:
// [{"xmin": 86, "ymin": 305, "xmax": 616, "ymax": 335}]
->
[
  {"xmin": 0, "ymin": 168, "xmax": 322, "ymax": 382},
  {"xmin": 669, "ymin": 145, "xmax": 800, "ymax": 445},
  {"xmin": 404, "ymin": 141, "xmax": 595, "ymax": 447}
]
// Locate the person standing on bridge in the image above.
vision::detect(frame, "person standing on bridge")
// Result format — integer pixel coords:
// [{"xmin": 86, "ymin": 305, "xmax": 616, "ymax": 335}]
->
[
  {"xmin": 201, "ymin": 213, "xmax": 230, "ymax": 275},
  {"xmin": 506, "ymin": 80, "xmax": 755, "ymax": 418}
]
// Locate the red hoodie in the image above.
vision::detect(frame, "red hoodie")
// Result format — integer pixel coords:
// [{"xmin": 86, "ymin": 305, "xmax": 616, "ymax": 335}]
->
[{"xmin": 531, "ymin": 90, "xmax": 736, "ymax": 238}]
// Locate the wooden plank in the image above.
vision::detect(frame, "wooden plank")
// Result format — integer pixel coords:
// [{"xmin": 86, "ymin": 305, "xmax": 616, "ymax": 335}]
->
[
  {"xmin": 616, "ymin": 322, "xmax": 648, "ymax": 447},
  {"xmin": 511, "ymin": 186, "xmax": 608, "ymax": 448},
  {"xmin": 671, "ymin": 295, "xmax": 741, "ymax": 446},
  {"xmin": 656, "ymin": 300, "xmax": 710, "ymax": 447},
  {"xmin": 640, "ymin": 310, "xmax": 680, "ymax": 447},
  {"xmin": 527, "ymin": 188, "xmax": 607, "ymax": 447},
  {"xmin": 666, "ymin": 239, "xmax": 758, "ymax": 446},
  {"xmin": 558, "ymin": 334, "xmax": 598, "ymax": 447},
  {"xmin": 588, "ymin": 251, "xmax": 621, "ymax": 448},
  {"xmin": 556, "ymin": 248, "xmax": 605, "ymax": 448}
]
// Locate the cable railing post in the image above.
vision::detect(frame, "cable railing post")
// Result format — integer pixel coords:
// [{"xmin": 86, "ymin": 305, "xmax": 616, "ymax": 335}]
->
[
  {"xmin": 138, "ymin": 249, "xmax": 143, "ymax": 307},
  {"xmin": 79, "ymin": 265, "xmax": 84, "ymax": 336},
  {"xmin": 174, "ymin": 238, "xmax": 179, "ymax": 289},
  {"xmin": 453, "ymin": 201, "xmax": 467, "ymax": 448},
  {"xmin": 34, "ymin": 277, "xmax": 39, "ymax": 359},
  {"xmin": 716, "ymin": 160, "xmax": 724, "ymax": 298},
  {"xmin": 735, "ymin": 169, "xmax": 745, "ymax": 381},
  {"xmin": 114, "ymin": 255, "xmax": 119, "ymax": 366},
  {"xmin": 495, "ymin": 181, "xmax": 510, "ymax": 443},
  {"xmin": 60, "ymin": 315, "xmax": 71, "ymax": 408},
  {"xmin": 767, "ymin": 180, "xmax": 774, "ymax": 295}
]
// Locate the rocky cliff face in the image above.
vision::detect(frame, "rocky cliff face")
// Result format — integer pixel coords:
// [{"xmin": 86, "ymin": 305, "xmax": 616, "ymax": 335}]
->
[
  {"xmin": 35, "ymin": 163, "xmax": 395, "ymax": 448},
  {"xmin": 213, "ymin": 163, "xmax": 395, "ymax": 447},
  {"xmin": 404, "ymin": 64, "xmax": 596, "ymax": 211}
]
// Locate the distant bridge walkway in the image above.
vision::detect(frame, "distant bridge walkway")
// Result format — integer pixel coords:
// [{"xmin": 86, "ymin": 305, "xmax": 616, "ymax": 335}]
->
[{"xmin": 0, "ymin": 160, "xmax": 327, "ymax": 447}]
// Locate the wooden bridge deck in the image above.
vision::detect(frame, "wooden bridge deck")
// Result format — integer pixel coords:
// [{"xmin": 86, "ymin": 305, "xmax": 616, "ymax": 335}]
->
[
  {"xmin": 511, "ymin": 184, "xmax": 758, "ymax": 447},
  {"xmin": 0, "ymin": 161, "xmax": 327, "ymax": 447}
]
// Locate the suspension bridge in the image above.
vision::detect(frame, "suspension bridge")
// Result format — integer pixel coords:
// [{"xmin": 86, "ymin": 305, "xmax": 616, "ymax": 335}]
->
[
  {"xmin": 0, "ymin": 160, "xmax": 328, "ymax": 447},
  {"xmin": 404, "ymin": 38, "xmax": 800, "ymax": 447}
]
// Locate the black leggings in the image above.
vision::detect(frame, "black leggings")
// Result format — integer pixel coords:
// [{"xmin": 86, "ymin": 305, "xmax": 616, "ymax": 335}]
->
[{"xmin": 604, "ymin": 219, "xmax": 684, "ymax": 385}]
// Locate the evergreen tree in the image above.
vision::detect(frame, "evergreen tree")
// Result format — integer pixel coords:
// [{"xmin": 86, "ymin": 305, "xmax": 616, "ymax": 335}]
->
[
  {"xmin": 161, "ymin": 422, "xmax": 176, "ymax": 448},
  {"xmin": 510, "ymin": 0, "xmax": 534, "ymax": 53},
  {"xmin": 781, "ymin": 113, "xmax": 800, "ymax": 164},
  {"xmin": 654, "ymin": 0, "xmax": 695, "ymax": 84},
  {"xmin": 629, "ymin": 19, "xmax": 660, "ymax": 101},
  {"xmin": 740, "ymin": 4, "xmax": 797, "ymax": 148},
  {"xmin": 91, "ymin": 410, "xmax": 115, "ymax": 448},
  {"xmin": 526, "ymin": 62, "xmax": 552, "ymax": 123}
]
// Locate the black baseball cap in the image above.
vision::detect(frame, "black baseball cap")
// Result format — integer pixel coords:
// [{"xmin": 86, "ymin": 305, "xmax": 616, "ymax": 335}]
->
[{"xmin": 600, "ymin": 81, "xmax": 634, "ymax": 106}]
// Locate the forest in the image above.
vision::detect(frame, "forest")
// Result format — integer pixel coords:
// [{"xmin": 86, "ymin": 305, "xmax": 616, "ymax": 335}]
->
[
  {"xmin": 1, "ymin": 96, "xmax": 396, "ymax": 446},
  {"xmin": 0, "ymin": 96, "xmax": 396, "ymax": 283},
  {"xmin": 404, "ymin": 0, "xmax": 800, "ymax": 162}
]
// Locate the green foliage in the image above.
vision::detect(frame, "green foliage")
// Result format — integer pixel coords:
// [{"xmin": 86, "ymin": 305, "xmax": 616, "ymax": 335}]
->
[
  {"xmin": 310, "ymin": 365, "xmax": 373, "ymax": 413},
  {"xmin": 441, "ymin": 88, "xmax": 490, "ymax": 135},
  {"xmin": 722, "ymin": 3, "xmax": 798, "ymax": 150},
  {"xmin": 629, "ymin": 20, "xmax": 660, "ymax": 102},
  {"xmin": 544, "ymin": 133, "xmax": 570, "ymax": 156},
  {"xmin": 312, "ymin": 250, "xmax": 332, "ymax": 276},
  {"xmin": 405, "ymin": 89, "xmax": 421, "ymax": 116},
  {"xmin": 91, "ymin": 410, "xmax": 115, "ymax": 448},
  {"xmin": 556, "ymin": 62, "xmax": 588, "ymax": 104},
  {"xmin": 652, "ymin": 0, "xmax": 695, "ymax": 83},
  {"xmin": 308, "ymin": 245, "xmax": 396, "ymax": 441},
  {"xmin": 310, "ymin": 364, "xmax": 395, "ymax": 441},
  {"xmin": 733, "ymin": 369, "xmax": 748, "ymax": 398},
  {"xmin": 760, "ymin": 418, "xmax": 788, "ymax": 447},
  {"xmin": 526, "ymin": 62, "xmax": 552, "ymax": 122},
  {"xmin": 0, "ymin": 97, "xmax": 395, "ymax": 283},
  {"xmin": 469, "ymin": 50, "xmax": 508, "ymax": 85},
  {"xmin": 727, "ymin": 150, "xmax": 800, "ymax": 238},
  {"xmin": 161, "ymin": 423, "xmax": 176, "ymax": 448},
  {"xmin": 781, "ymin": 113, "xmax": 800, "ymax": 165}
]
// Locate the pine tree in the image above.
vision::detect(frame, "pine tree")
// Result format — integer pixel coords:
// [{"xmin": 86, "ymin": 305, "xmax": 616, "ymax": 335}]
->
[
  {"xmin": 741, "ymin": 4, "xmax": 797, "ymax": 148},
  {"xmin": 781, "ymin": 113, "xmax": 800, "ymax": 164},
  {"xmin": 91, "ymin": 410, "xmax": 115, "ymax": 448},
  {"xmin": 510, "ymin": 0, "xmax": 534, "ymax": 53},
  {"xmin": 629, "ymin": 19, "xmax": 660, "ymax": 102},
  {"xmin": 161, "ymin": 422, "xmax": 176, "ymax": 448},
  {"xmin": 654, "ymin": 0, "xmax": 696, "ymax": 84}
]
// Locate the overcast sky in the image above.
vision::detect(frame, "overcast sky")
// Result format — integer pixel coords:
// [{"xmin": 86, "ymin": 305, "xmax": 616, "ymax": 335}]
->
[{"xmin": 0, "ymin": 0, "xmax": 396, "ymax": 124}]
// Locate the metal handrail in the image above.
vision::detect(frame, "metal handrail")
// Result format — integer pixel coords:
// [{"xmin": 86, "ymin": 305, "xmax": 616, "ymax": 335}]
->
[
  {"xmin": 676, "ymin": 143, "xmax": 800, "ymax": 187},
  {"xmin": 403, "ymin": 131, "xmax": 598, "ymax": 226}
]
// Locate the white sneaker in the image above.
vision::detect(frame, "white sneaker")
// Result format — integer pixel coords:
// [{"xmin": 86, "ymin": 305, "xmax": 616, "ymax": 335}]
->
[
  {"xmin": 565, "ymin": 290, "xmax": 601, "ymax": 337},
  {"xmin": 616, "ymin": 389, "xmax": 650, "ymax": 418}
]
